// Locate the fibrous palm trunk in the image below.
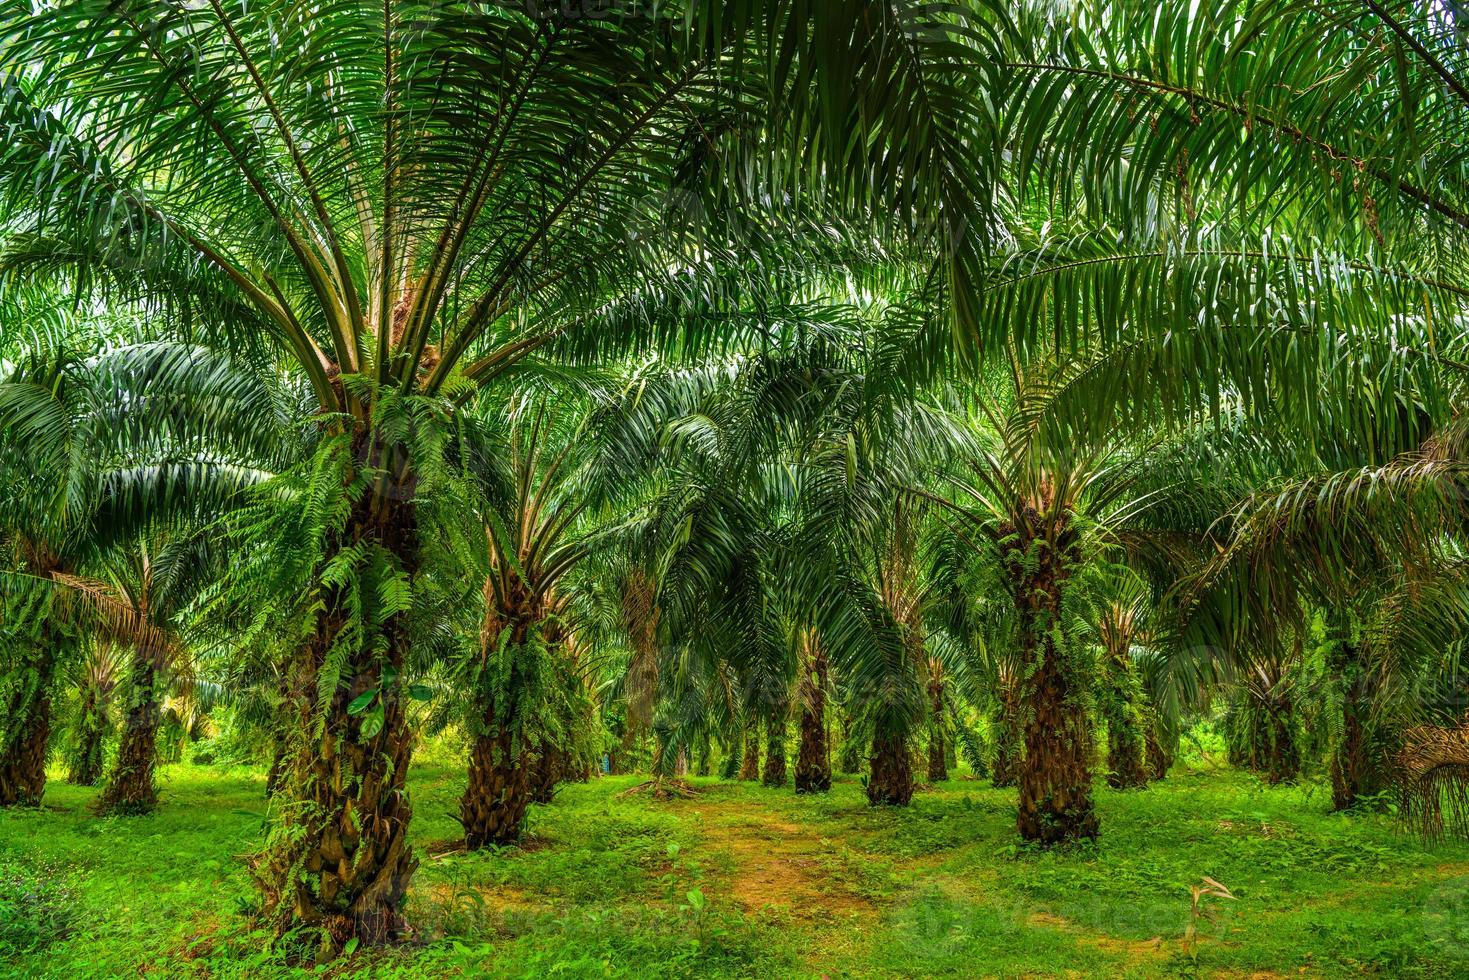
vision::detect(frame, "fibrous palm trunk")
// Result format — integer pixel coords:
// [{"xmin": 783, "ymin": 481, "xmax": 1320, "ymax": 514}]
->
[
  {"xmin": 794, "ymin": 643, "xmax": 831, "ymax": 794},
  {"xmin": 866, "ymin": 730, "xmax": 913, "ymax": 805},
  {"xmin": 97, "ymin": 649, "xmax": 161, "ymax": 814},
  {"xmin": 990, "ymin": 681, "xmax": 1021, "ymax": 788},
  {"xmin": 0, "ymin": 690, "xmax": 51, "ymax": 807},
  {"xmin": 1009, "ymin": 514, "xmax": 1097, "ymax": 844},
  {"xmin": 1017, "ymin": 639, "xmax": 1097, "ymax": 842},
  {"xmin": 1331, "ymin": 701, "xmax": 1370, "ymax": 809},
  {"xmin": 926, "ymin": 672, "xmax": 948, "ymax": 783},
  {"xmin": 1, "ymin": 624, "xmax": 63, "ymax": 807},
  {"xmin": 529, "ymin": 741, "xmax": 566, "ymax": 806},
  {"xmin": 1, "ymin": 552, "xmax": 67, "ymax": 808},
  {"xmin": 762, "ymin": 713, "xmax": 788, "ymax": 788},
  {"xmin": 1329, "ymin": 639, "xmax": 1381, "ymax": 809},
  {"xmin": 460, "ymin": 590, "xmax": 547, "ymax": 849},
  {"xmin": 1101, "ymin": 655, "xmax": 1148, "ymax": 790},
  {"xmin": 68, "ymin": 690, "xmax": 107, "ymax": 787},
  {"xmin": 1105, "ymin": 720, "xmax": 1148, "ymax": 789},
  {"xmin": 1145, "ymin": 728, "xmax": 1170, "ymax": 781},
  {"xmin": 463, "ymin": 719, "xmax": 530, "ymax": 847},
  {"xmin": 255, "ymin": 489, "xmax": 419, "ymax": 959},
  {"xmin": 1238, "ymin": 691, "xmax": 1300, "ymax": 785},
  {"xmin": 739, "ymin": 715, "xmax": 761, "ymax": 781}
]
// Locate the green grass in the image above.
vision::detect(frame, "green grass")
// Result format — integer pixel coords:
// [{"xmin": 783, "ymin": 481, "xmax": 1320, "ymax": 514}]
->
[{"xmin": 3, "ymin": 759, "xmax": 1468, "ymax": 978}]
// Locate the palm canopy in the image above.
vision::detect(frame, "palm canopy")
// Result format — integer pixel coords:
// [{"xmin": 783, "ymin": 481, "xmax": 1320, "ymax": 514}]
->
[
  {"xmin": 0, "ymin": 0, "xmax": 997, "ymax": 419},
  {"xmin": 981, "ymin": 0, "xmax": 1469, "ymax": 457}
]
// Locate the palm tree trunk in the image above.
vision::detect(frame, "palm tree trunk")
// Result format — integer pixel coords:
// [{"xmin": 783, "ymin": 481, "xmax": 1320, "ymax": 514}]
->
[
  {"xmin": 1145, "ymin": 727, "xmax": 1170, "ymax": 781},
  {"xmin": 254, "ymin": 488, "xmax": 419, "ymax": 959},
  {"xmin": 529, "ymin": 741, "xmax": 566, "ymax": 805},
  {"xmin": 926, "ymin": 673, "xmax": 948, "ymax": 783},
  {"xmin": 68, "ymin": 690, "xmax": 107, "ymax": 787},
  {"xmin": 1016, "ymin": 636, "xmax": 1098, "ymax": 842},
  {"xmin": 460, "ymin": 593, "xmax": 549, "ymax": 848},
  {"xmin": 1011, "ymin": 523, "xmax": 1097, "ymax": 844},
  {"xmin": 762, "ymin": 713, "xmax": 788, "ymax": 788},
  {"xmin": 1328, "ymin": 636, "xmax": 1381, "ymax": 810},
  {"xmin": 1105, "ymin": 720, "xmax": 1148, "ymax": 789},
  {"xmin": 1261, "ymin": 700, "xmax": 1301, "ymax": 784},
  {"xmin": 990, "ymin": 682, "xmax": 1022, "ymax": 788},
  {"xmin": 866, "ymin": 730, "xmax": 913, "ymax": 805},
  {"xmin": 836, "ymin": 707, "xmax": 862, "ymax": 774},
  {"xmin": 1330, "ymin": 700, "xmax": 1370, "ymax": 809},
  {"xmin": 794, "ymin": 644, "xmax": 831, "ymax": 793},
  {"xmin": 1101, "ymin": 656, "xmax": 1148, "ymax": 790},
  {"xmin": 0, "ymin": 691, "xmax": 51, "ymax": 807},
  {"xmin": 1233, "ymin": 685, "xmax": 1300, "ymax": 785},
  {"xmin": 738, "ymin": 714, "xmax": 761, "ymax": 781},
  {"xmin": 462, "ymin": 719, "xmax": 530, "ymax": 847},
  {"xmin": 98, "ymin": 649, "xmax": 161, "ymax": 814},
  {"xmin": 0, "ymin": 629, "xmax": 63, "ymax": 807}
]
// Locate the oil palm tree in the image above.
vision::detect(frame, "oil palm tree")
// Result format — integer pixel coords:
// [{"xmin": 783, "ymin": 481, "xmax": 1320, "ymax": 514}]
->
[
  {"xmin": 793, "ymin": 626, "xmax": 833, "ymax": 793},
  {"xmin": 452, "ymin": 392, "xmax": 625, "ymax": 847},
  {"xmin": 1177, "ymin": 432, "xmax": 1469, "ymax": 801},
  {"xmin": 94, "ymin": 528, "xmax": 223, "ymax": 814},
  {"xmin": 1086, "ymin": 573, "xmax": 1156, "ymax": 790},
  {"xmin": 0, "ymin": 336, "xmax": 278, "ymax": 805},
  {"xmin": 924, "ymin": 350, "xmax": 1293, "ymax": 842},
  {"xmin": 0, "ymin": 2, "xmax": 993, "ymax": 951}
]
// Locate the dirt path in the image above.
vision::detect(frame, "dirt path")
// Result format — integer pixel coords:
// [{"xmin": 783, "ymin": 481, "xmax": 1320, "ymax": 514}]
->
[{"xmin": 669, "ymin": 793, "xmax": 875, "ymax": 923}]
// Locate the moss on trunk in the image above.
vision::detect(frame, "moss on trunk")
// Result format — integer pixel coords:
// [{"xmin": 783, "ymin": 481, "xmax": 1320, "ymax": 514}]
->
[
  {"xmin": 528, "ymin": 741, "xmax": 567, "ymax": 806},
  {"xmin": 0, "ymin": 691, "xmax": 51, "ymax": 807},
  {"xmin": 67, "ymin": 691, "xmax": 108, "ymax": 788},
  {"xmin": 990, "ymin": 680, "xmax": 1022, "ymax": 788},
  {"xmin": 1328, "ymin": 636, "xmax": 1384, "ymax": 810},
  {"xmin": 0, "ymin": 621, "xmax": 65, "ymax": 807},
  {"xmin": 1145, "ymin": 727, "xmax": 1171, "ymax": 781},
  {"xmin": 1100, "ymin": 658, "xmax": 1149, "ymax": 790},
  {"xmin": 1006, "ymin": 510, "xmax": 1097, "ymax": 845}
]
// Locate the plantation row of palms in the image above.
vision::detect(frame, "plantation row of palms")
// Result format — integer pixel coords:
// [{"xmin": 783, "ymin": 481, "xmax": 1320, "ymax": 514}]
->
[{"xmin": 4, "ymin": 0, "xmax": 1469, "ymax": 962}]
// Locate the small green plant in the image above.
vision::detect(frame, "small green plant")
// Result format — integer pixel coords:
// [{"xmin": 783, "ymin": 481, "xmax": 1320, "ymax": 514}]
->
[
  {"xmin": 0, "ymin": 859, "xmax": 77, "ymax": 957},
  {"xmin": 1183, "ymin": 876, "xmax": 1236, "ymax": 969}
]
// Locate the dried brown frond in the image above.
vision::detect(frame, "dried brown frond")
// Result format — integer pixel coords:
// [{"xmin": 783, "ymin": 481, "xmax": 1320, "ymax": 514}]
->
[
  {"xmin": 618, "ymin": 777, "xmax": 700, "ymax": 801},
  {"xmin": 1395, "ymin": 721, "xmax": 1469, "ymax": 841}
]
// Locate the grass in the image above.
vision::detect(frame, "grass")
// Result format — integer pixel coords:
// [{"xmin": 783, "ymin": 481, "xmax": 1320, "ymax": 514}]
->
[{"xmin": 2, "ymin": 756, "xmax": 1468, "ymax": 978}]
